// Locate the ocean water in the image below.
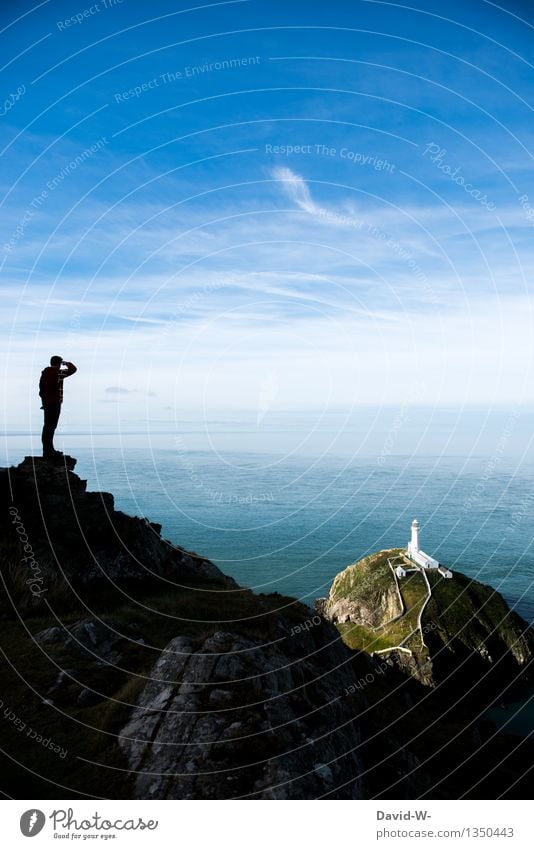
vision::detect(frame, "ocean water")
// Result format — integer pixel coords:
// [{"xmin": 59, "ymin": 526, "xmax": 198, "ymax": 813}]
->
[{"xmin": 4, "ymin": 409, "xmax": 534, "ymax": 624}]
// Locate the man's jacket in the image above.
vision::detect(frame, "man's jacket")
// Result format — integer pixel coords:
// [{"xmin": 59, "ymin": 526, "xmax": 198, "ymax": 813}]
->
[{"xmin": 39, "ymin": 362, "xmax": 77, "ymax": 405}]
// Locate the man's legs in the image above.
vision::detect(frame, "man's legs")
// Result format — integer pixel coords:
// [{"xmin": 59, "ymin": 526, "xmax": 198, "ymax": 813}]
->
[{"xmin": 42, "ymin": 403, "xmax": 61, "ymax": 457}]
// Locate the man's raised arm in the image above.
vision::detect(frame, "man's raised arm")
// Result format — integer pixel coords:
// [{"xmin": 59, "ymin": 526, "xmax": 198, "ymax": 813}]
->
[{"xmin": 61, "ymin": 361, "xmax": 77, "ymax": 377}]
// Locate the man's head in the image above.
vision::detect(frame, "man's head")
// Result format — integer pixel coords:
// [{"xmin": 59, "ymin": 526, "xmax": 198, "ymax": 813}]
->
[{"xmin": 50, "ymin": 355, "xmax": 62, "ymax": 367}]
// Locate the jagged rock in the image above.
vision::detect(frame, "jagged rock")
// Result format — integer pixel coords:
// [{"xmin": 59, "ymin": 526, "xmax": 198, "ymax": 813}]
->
[
  {"xmin": 33, "ymin": 626, "xmax": 67, "ymax": 645},
  {"xmin": 323, "ymin": 549, "xmax": 403, "ymax": 628},
  {"xmin": 34, "ymin": 618, "xmax": 143, "ymax": 665},
  {"xmin": 118, "ymin": 621, "xmax": 366, "ymax": 799},
  {"xmin": 0, "ymin": 455, "xmax": 236, "ymax": 590}
]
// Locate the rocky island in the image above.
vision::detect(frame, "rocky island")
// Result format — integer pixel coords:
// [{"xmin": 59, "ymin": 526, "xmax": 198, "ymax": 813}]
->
[
  {"xmin": 319, "ymin": 547, "xmax": 533, "ymax": 690},
  {"xmin": 1, "ymin": 456, "xmax": 533, "ymax": 799}
]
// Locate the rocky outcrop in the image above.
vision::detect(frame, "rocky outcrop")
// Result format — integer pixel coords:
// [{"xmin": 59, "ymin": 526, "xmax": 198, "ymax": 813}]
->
[
  {"xmin": 0, "ymin": 455, "xmax": 234, "ymax": 591},
  {"xmin": 34, "ymin": 617, "xmax": 146, "ymax": 666},
  {"xmin": 321, "ymin": 549, "xmax": 534, "ymax": 693},
  {"xmin": 325, "ymin": 581, "xmax": 402, "ymax": 627},
  {"xmin": 323, "ymin": 549, "xmax": 403, "ymax": 627},
  {"xmin": 33, "ymin": 617, "xmax": 149, "ymax": 709},
  {"xmin": 118, "ymin": 619, "xmax": 366, "ymax": 799}
]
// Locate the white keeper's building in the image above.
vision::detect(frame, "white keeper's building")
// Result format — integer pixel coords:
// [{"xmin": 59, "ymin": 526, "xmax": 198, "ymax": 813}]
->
[{"xmin": 407, "ymin": 518, "xmax": 445, "ymax": 571}]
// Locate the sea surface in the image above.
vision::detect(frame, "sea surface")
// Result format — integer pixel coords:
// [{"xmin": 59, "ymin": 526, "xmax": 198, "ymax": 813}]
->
[{"xmin": 4, "ymin": 408, "xmax": 534, "ymax": 625}]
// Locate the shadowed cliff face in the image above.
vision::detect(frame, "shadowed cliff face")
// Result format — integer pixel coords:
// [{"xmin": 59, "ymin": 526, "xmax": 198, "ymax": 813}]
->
[
  {"xmin": 0, "ymin": 455, "xmax": 370, "ymax": 799},
  {"xmin": 0, "ymin": 456, "xmax": 233, "ymax": 593},
  {"xmin": 1, "ymin": 457, "xmax": 534, "ymax": 800}
]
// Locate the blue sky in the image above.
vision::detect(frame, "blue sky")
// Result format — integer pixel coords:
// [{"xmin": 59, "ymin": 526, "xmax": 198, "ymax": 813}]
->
[{"xmin": 1, "ymin": 0, "xmax": 533, "ymax": 431}]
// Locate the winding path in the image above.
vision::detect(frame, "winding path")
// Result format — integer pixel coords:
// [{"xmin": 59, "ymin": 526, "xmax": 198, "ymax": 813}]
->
[{"xmin": 371, "ymin": 557, "xmax": 433, "ymax": 656}]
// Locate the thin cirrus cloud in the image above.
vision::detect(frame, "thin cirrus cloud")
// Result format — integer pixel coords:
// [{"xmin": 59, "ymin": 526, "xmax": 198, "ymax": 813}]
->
[{"xmin": 271, "ymin": 166, "xmax": 325, "ymax": 216}]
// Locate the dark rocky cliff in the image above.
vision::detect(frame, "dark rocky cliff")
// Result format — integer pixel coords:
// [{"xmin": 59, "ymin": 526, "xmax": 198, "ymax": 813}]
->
[
  {"xmin": 1, "ymin": 455, "xmax": 230, "ymax": 591},
  {"xmin": 1, "ymin": 456, "xmax": 533, "ymax": 800},
  {"xmin": 0, "ymin": 456, "xmax": 370, "ymax": 799}
]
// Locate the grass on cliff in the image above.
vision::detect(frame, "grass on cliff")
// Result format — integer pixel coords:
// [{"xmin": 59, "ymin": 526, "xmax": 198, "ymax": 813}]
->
[
  {"xmin": 0, "ymin": 548, "xmax": 76, "ymax": 619},
  {"xmin": 334, "ymin": 550, "xmax": 430, "ymax": 655},
  {"xmin": 423, "ymin": 569, "xmax": 526, "ymax": 653},
  {"xmin": 329, "ymin": 549, "xmax": 401, "ymax": 603},
  {"xmin": 0, "ymin": 571, "xmax": 316, "ymax": 799}
]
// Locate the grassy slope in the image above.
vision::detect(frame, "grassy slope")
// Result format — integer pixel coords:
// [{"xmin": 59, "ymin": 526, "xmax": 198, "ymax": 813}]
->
[
  {"xmin": 329, "ymin": 549, "xmax": 399, "ymax": 602},
  {"xmin": 423, "ymin": 569, "xmax": 529, "ymax": 655},
  {"xmin": 0, "ymin": 575, "xmax": 307, "ymax": 799},
  {"xmin": 332, "ymin": 549, "xmax": 429, "ymax": 655}
]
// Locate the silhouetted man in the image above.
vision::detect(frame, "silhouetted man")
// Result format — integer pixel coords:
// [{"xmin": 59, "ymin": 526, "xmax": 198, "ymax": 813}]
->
[{"xmin": 39, "ymin": 356, "xmax": 77, "ymax": 459}]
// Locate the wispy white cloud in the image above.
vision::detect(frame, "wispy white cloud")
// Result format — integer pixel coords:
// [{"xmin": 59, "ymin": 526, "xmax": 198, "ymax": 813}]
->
[{"xmin": 271, "ymin": 166, "xmax": 325, "ymax": 215}]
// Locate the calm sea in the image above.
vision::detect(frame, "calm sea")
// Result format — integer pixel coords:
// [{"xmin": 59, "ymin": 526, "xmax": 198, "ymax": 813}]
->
[{"xmin": 4, "ymin": 408, "xmax": 534, "ymax": 624}]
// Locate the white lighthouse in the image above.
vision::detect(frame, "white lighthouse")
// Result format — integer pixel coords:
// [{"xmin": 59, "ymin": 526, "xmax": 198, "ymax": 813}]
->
[
  {"xmin": 406, "ymin": 518, "xmax": 439, "ymax": 569},
  {"xmin": 409, "ymin": 518, "xmax": 420, "ymax": 554}
]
